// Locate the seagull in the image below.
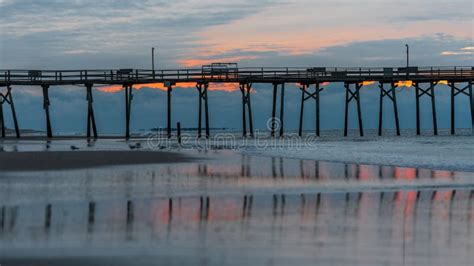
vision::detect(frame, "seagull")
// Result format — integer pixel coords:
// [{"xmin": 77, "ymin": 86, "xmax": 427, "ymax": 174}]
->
[{"xmin": 128, "ymin": 142, "xmax": 142, "ymax": 150}]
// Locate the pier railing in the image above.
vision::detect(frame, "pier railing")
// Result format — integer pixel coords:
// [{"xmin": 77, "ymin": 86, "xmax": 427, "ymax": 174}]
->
[{"xmin": 2, "ymin": 66, "xmax": 473, "ymax": 85}]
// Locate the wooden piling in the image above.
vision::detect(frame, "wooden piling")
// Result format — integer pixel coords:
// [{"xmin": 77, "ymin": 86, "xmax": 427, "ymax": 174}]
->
[
  {"xmin": 41, "ymin": 85, "xmax": 52, "ymax": 138},
  {"xmin": 197, "ymin": 84, "xmax": 202, "ymax": 138},
  {"xmin": 344, "ymin": 83, "xmax": 349, "ymax": 137},
  {"xmin": 0, "ymin": 101, "xmax": 4, "ymax": 138},
  {"xmin": 124, "ymin": 85, "xmax": 133, "ymax": 139},
  {"xmin": 415, "ymin": 83, "xmax": 421, "ymax": 135},
  {"xmin": 86, "ymin": 84, "xmax": 97, "ymax": 139},
  {"xmin": 344, "ymin": 83, "xmax": 363, "ymax": 137},
  {"xmin": 430, "ymin": 82, "xmax": 438, "ymax": 136},
  {"xmin": 7, "ymin": 87, "xmax": 20, "ymax": 138},
  {"xmin": 177, "ymin": 122, "xmax": 182, "ymax": 145},
  {"xmin": 240, "ymin": 82, "xmax": 253, "ymax": 137},
  {"xmin": 378, "ymin": 82, "xmax": 400, "ymax": 136},
  {"xmin": 279, "ymin": 83, "xmax": 285, "ymax": 137},
  {"xmin": 298, "ymin": 84, "xmax": 306, "ymax": 136},
  {"xmin": 271, "ymin": 83, "xmax": 277, "ymax": 137},
  {"xmin": 88, "ymin": 202, "xmax": 95, "ymax": 225},
  {"xmin": 378, "ymin": 83, "xmax": 384, "ymax": 136},
  {"xmin": 241, "ymin": 83, "xmax": 247, "ymax": 137},
  {"xmin": 247, "ymin": 83, "xmax": 254, "ymax": 137},
  {"xmin": 167, "ymin": 85, "xmax": 172, "ymax": 138},
  {"xmin": 356, "ymin": 83, "xmax": 363, "ymax": 137},
  {"xmin": 392, "ymin": 83, "xmax": 401, "ymax": 136},
  {"xmin": 204, "ymin": 83, "xmax": 210, "ymax": 138},
  {"xmin": 450, "ymin": 82, "xmax": 455, "ymax": 135},
  {"xmin": 127, "ymin": 200, "xmax": 133, "ymax": 225},
  {"xmin": 45, "ymin": 204, "xmax": 52, "ymax": 229},
  {"xmin": 316, "ymin": 83, "xmax": 321, "ymax": 136},
  {"xmin": 470, "ymin": 81, "xmax": 474, "ymax": 134}
]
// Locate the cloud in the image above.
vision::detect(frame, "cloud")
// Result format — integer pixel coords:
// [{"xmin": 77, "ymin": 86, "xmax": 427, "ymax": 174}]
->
[{"xmin": 441, "ymin": 46, "xmax": 474, "ymax": 56}]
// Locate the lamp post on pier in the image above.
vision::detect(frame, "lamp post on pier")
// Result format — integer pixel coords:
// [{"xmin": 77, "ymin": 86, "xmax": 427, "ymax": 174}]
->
[{"xmin": 405, "ymin": 44, "xmax": 409, "ymax": 69}]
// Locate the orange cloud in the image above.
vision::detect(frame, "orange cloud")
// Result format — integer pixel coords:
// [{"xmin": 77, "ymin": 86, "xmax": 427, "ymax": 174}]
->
[
  {"xmin": 208, "ymin": 83, "xmax": 240, "ymax": 92},
  {"xmin": 395, "ymin": 80, "xmax": 413, "ymax": 87},
  {"xmin": 97, "ymin": 82, "xmax": 240, "ymax": 93},
  {"xmin": 359, "ymin": 81, "xmax": 375, "ymax": 86}
]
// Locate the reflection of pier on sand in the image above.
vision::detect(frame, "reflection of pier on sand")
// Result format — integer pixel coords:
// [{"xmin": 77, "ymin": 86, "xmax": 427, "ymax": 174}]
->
[{"xmin": 0, "ymin": 151, "xmax": 473, "ymax": 265}]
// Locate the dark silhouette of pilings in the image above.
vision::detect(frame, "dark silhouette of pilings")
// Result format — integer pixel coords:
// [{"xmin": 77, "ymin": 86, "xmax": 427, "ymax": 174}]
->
[
  {"xmin": 0, "ymin": 101, "xmax": 4, "ymax": 138},
  {"xmin": 240, "ymin": 82, "xmax": 254, "ymax": 137},
  {"xmin": 88, "ymin": 202, "xmax": 95, "ymax": 224},
  {"xmin": 344, "ymin": 82, "xmax": 363, "ymax": 137},
  {"xmin": 0, "ymin": 86, "xmax": 20, "ymax": 138},
  {"xmin": 414, "ymin": 81, "xmax": 438, "ymax": 135},
  {"xmin": 126, "ymin": 200, "xmax": 134, "ymax": 225},
  {"xmin": 86, "ymin": 84, "xmax": 98, "ymax": 139},
  {"xmin": 166, "ymin": 83, "xmax": 175, "ymax": 138},
  {"xmin": 196, "ymin": 83, "xmax": 210, "ymax": 138},
  {"xmin": 298, "ymin": 83, "xmax": 324, "ymax": 136},
  {"xmin": 449, "ymin": 80, "xmax": 474, "ymax": 135},
  {"xmin": 199, "ymin": 196, "xmax": 210, "ymax": 220},
  {"xmin": 124, "ymin": 84, "xmax": 133, "ymax": 139},
  {"xmin": 378, "ymin": 81, "xmax": 400, "ymax": 136},
  {"xmin": 471, "ymin": 80, "xmax": 474, "ymax": 134},
  {"xmin": 44, "ymin": 204, "xmax": 52, "ymax": 229},
  {"xmin": 177, "ymin": 122, "xmax": 182, "ymax": 145},
  {"xmin": 270, "ymin": 83, "xmax": 285, "ymax": 137},
  {"xmin": 41, "ymin": 85, "xmax": 53, "ymax": 138}
]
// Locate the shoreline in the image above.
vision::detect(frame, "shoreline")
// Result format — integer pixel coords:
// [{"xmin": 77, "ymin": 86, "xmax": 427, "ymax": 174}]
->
[{"xmin": 1, "ymin": 132, "xmax": 474, "ymax": 173}]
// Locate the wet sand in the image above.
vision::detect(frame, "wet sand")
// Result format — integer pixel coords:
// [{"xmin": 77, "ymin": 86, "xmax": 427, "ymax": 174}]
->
[{"xmin": 0, "ymin": 151, "xmax": 193, "ymax": 171}]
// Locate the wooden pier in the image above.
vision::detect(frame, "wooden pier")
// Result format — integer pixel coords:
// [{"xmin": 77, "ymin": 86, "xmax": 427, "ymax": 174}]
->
[{"xmin": 0, "ymin": 66, "xmax": 473, "ymax": 139}]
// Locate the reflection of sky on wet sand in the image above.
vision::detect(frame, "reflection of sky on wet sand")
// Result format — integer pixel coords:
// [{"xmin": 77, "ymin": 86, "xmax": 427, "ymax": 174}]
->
[{"xmin": 0, "ymin": 150, "xmax": 473, "ymax": 265}]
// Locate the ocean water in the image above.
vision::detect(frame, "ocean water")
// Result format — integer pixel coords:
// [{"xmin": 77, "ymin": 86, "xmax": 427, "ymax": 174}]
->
[{"xmin": 0, "ymin": 148, "xmax": 473, "ymax": 265}]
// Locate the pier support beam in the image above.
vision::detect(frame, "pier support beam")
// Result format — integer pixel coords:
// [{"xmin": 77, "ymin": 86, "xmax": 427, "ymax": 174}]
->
[
  {"xmin": 196, "ymin": 83, "xmax": 210, "ymax": 138},
  {"xmin": 166, "ymin": 83, "xmax": 174, "ymax": 138},
  {"xmin": 0, "ymin": 97, "xmax": 3, "ymax": 138},
  {"xmin": 344, "ymin": 82, "xmax": 363, "ymax": 137},
  {"xmin": 41, "ymin": 84, "xmax": 53, "ymax": 138},
  {"xmin": 86, "ymin": 84, "xmax": 98, "ymax": 139},
  {"xmin": 449, "ymin": 80, "xmax": 474, "ymax": 135},
  {"xmin": 240, "ymin": 82, "xmax": 254, "ymax": 137},
  {"xmin": 298, "ymin": 83, "xmax": 324, "ymax": 136},
  {"xmin": 378, "ymin": 82, "xmax": 400, "ymax": 136},
  {"xmin": 414, "ymin": 81, "xmax": 437, "ymax": 136},
  {"xmin": 124, "ymin": 84, "xmax": 133, "ymax": 139},
  {"xmin": 0, "ymin": 86, "xmax": 20, "ymax": 138},
  {"xmin": 270, "ymin": 83, "xmax": 285, "ymax": 137}
]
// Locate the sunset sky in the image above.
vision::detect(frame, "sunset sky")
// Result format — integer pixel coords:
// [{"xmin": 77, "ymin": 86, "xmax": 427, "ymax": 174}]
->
[{"xmin": 0, "ymin": 0, "xmax": 472, "ymax": 134}]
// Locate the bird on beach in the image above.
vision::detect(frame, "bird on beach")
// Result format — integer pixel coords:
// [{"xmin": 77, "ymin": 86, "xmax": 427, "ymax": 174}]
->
[
  {"xmin": 128, "ymin": 142, "xmax": 142, "ymax": 150},
  {"xmin": 70, "ymin": 145, "xmax": 80, "ymax": 150}
]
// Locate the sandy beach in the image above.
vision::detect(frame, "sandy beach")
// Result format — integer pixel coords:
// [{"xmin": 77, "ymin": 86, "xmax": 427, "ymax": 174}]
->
[{"xmin": 0, "ymin": 150, "xmax": 193, "ymax": 171}]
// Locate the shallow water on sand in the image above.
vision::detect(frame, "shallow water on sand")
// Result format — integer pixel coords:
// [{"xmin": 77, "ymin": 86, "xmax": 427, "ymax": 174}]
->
[{"xmin": 0, "ymin": 149, "xmax": 473, "ymax": 265}]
